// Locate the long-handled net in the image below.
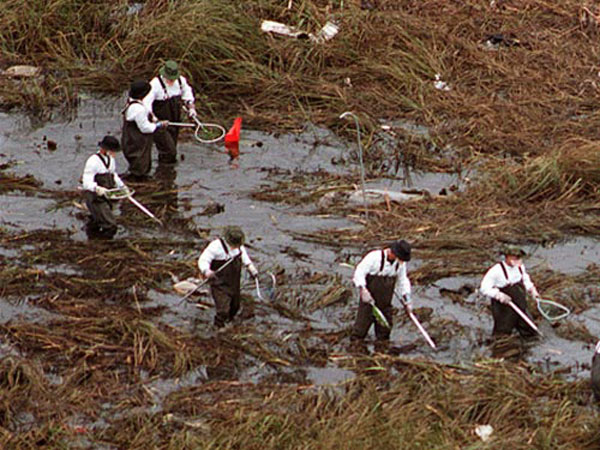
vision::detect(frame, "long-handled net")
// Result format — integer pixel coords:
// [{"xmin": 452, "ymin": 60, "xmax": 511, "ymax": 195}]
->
[
  {"xmin": 256, "ymin": 272, "xmax": 277, "ymax": 301},
  {"xmin": 536, "ymin": 298, "xmax": 570, "ymax": 322},
  {"xmin": 169, "ymin": 119, "xmax": 226, "ymax": 144}
]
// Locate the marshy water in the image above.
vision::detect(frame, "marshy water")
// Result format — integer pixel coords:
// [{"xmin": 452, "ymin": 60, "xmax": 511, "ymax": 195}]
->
[{"xmin": 1, "ymin": 96, "xmax": 598, "ymax": 397}]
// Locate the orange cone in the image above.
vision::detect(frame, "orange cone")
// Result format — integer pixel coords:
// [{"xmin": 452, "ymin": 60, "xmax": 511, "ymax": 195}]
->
[
  {"xmin": 224, "ymin": 117, "xmax": 242, "ymax": 144},
  {"xmin": 225, "ymin": 141, "xmax": 240, "ymax": 160}
]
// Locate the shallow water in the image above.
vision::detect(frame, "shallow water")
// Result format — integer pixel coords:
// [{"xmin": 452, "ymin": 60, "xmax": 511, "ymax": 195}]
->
[{"xmin": 1, "ymin": 96, "xmax": 598, "ymax": 392}]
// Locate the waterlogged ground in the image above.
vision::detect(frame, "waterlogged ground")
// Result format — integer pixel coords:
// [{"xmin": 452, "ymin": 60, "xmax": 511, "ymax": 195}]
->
[{"xmin": 1, "ymin": 96, "xmax": 599, "ymax": 417}]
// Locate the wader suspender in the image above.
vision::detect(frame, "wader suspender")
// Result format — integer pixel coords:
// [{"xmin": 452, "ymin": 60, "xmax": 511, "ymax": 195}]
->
[
  {"xmin": 499, "ymin": 262, "xmax": 524, "ymax": 282},
  {"xmin": 218, "ymin": 238, "xmax": 242, "ymax": 265},
  {"xmin": 158, "ymin": 76, "xmax": 182, "ymax": 99},
  {"xmin": 122, "ymin": 99, "xmax": 156, "ymax": 123},
  {"xmin": 121, "ymin": 99, "xmax": 144, "ymax": 115},
  {"xmin": 219, "ymin": 238, "xmax": 230, "ymax": 256},
  {"xmin": 379, "ymin": 250, "xmax": 399, "ymax": 274},
  {"xmin": 96, "ymin": 153, "xmax": 111, "ymax": 170}
]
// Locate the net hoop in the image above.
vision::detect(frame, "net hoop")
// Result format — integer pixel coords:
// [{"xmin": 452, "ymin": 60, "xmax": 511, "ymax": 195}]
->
[{"xmin": 536, "ymin": 298, "xmax": 570, "ymax": 322}]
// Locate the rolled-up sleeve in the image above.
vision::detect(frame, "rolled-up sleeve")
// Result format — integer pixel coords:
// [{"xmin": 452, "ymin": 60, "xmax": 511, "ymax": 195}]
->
[
  {"xmin": 396, "ymin": 262, "xmax": 411, "ymax": 295},
  {"xmin": 126, "ymin": 103, "xmax": 157, "ymax": 134},
  {"xmin": 521, "ymin": 266, "xmax": 534, "ymax": 291},
  {"xmin": 353, "ymin": 251, "xmax": 378, "ymax": 288},
  {"xmin": 198, "ymin": 240, "xmax": 220, "ymax": 274},
  {"xmin": 181, "ymin": 77, "xmax": 195, "ymax": 104},
  {"xmin": 480, "ymin": 265, "xmax": 501, "ymax": 299},
  {"xmin": 82, "ymin": 156, "xmax": 99, "ymax": 191}
]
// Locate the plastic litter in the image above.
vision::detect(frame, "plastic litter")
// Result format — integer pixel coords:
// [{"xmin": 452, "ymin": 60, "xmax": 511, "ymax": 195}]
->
[
  {"xmin": 261, "ymin": 20, "xmax": 310, "ymax": 39},
  {"xmin": 1, "ymin": 65, "xmax": 41, "ymax": 78},
  {"xmin": 261, "ymin": 20, "xmax": 339, "ymax": 43},
  {"xmin": 434, "ymin": 74, "xmax": 451, "ymax": 91},
  {"xmin": 475, "ymin": 424, "xmax": 493, "ymax": 442}
]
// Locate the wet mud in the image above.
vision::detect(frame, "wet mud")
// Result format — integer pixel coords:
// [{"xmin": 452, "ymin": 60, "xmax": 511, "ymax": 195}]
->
[{"xmin": 1, "ymin": 97, "xmax": 600, "ymax": 445}]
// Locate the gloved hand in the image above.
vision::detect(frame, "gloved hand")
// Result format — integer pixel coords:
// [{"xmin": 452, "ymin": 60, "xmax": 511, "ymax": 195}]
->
[
  {"xmin": 156, "ymin": 120, "xmax": 169, "ymax": 129},
  {"xmin": 401, "ymin": 294, "xmax": 413, "ymax": 312},
  {"xmin": 529, "ymin": 286, "xmax": 541, "ymax": 300},
  {"xmin": 187, "ymin": 107, "xmax": 197, "ymax": 119},
  {"xmin": 95, "ymin": 186, "xmax": 108, "ymax": 197},
  {"xmin": 495, "ymin": 292, "xmax": 511, "ymax": 305},
  {"xmin": 360, "ymin": 287, "xmax": 374, "ymax": 305},
  {"xmin": 204, "ymin": 269, "xmax": 216, "ymax": 279},
  {"xmin": 249, "ymin": 266, "xmax": 258, "ymax": 280}
]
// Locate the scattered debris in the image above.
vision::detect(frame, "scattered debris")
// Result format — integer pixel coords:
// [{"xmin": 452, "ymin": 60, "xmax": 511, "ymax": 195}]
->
[
  {"xmin": 433, "ymin": 73, "xmax": 451, "ymax": 91},
  {"xmin": 261, "ymin": 20, "xmax": 310, "ymax": 40},
  {"xmin": 348, "ymin": 188, "xmax": 431, "ymax": 206},
  {"xmin": 475, "ymin": 424, "xmax": 494, "ymax": 442},
  {"xmin": 127, "ymin": 3, "xmax": 144, "ymax": 15},
  {"xmin": 260, "ymin": 20, "xmax": 339, "ymax": 43},
  {"xmin": 199, "ymin": 201, "xmax": 225, "ymax": 216},
  {"xmin": 0, "ymin": 65, "xmax": 41, "ymax": 78},
  {"xmin": 483, "ymin": 33, "xmax": 521, "ymax": 50}
]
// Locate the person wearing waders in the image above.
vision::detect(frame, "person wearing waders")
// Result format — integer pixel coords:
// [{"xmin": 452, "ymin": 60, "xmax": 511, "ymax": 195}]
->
[
  {"xmin": 81, "ymin": 136, "xmax": 128, "ymax": 238},
  {"xmin": 121, "ymin": 80, "xmax": 168, "ymax": 180},
  {"xmin": 143, "ymin": 60, "xmax": 196, "ymax": 164},
  {"xmin": 480, "ymin": 246, "xmax": 541, "ymax": 337},
  {"xmin": 351, "ymin": 240, "xmax": 412, "ymax": 341},
  {"xmin": 591, "ymin": 341, "xmax": 600, "ymax": 402},
  {"xmin": 197, "ymin": 226, "xmax": 258, "ymax": 328}
]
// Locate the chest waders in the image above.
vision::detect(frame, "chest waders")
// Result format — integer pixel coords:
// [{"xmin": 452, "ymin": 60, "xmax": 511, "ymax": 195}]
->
[
  {"xmin": 592, "ymin": 352, "xmax": 600, "ymax": 401},
  {"xmin": 84, "ymin": 154, "xmax": 118, "ymax": 235},
  {"xmin": 152, "ymin": 77, "xmax": 182, "ymax": 164},
  {"xmin": 209, "ymin": 239, "xmax": 243, "ymax": 328},
  {"xmin": 352, "ymin": 250, "xmax": 397, "ymax": 341},
  {"xmin": 121, "ymin": 100, "xmax": 154, "ymax": 177},
  {"xmin": 491, "ymin": 262, "xmax": 536, "ymax": 337}
]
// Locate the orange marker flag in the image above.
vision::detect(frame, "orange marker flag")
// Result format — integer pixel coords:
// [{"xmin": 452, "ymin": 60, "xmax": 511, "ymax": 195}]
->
[{"xmin": 224, "ymin": 117, "xmax": 242, "ymax": 144}]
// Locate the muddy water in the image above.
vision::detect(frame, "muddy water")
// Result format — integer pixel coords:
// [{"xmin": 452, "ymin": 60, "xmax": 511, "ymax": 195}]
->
[{"xmin": 1, "ymin": 97, "xmax": 598, "ymax": 391}]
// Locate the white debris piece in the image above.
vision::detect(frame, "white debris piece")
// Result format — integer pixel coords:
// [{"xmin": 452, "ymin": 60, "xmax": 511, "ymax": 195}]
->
[
  {"xmin": 313, "ymin": 21, "xmax": 339, "ymax": 42},
  {"xmin": 1, "ymin": 65, "xmax": 41, "ymax": 78},
  {"xmin": 348, "ymin": 189, "xmax": 428, "ymax": 206},
  {"xmin": 260, "ymin": 20, "xmax": 339, "ymax": 43},
  {"xmin": 434, "ymin": 73, "xmax": 451, "ymax": 91},
  {"xmin": 260, "ymin": 20, "xmax": 310, "ymax": 39},
  {"xmin": 475, "ymin": 424, "xmax": 494, "ymax": 442}
]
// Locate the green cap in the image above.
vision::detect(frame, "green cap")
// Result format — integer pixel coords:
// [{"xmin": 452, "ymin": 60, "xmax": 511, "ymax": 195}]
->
[
  {"xmin": 502, "ymin": 245, "xmax": 526, "ymax": 257},
  {"xmin": 159, "ymin": 60, "xmax": 180, "ymax": 80},
  {"xmin": 224, "ymin": 226, "xmax": 245, "ymax": 247}
]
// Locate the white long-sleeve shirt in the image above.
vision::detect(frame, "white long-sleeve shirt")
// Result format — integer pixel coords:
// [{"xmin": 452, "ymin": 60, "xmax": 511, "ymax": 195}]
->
[
  {"xmin": 82, "ymin": 152, "xmax": 125, "ymax": 192},
  {"xmin": 197, "ymin": 239, "xmax": 256, "ymax": 275},
  {"xmin": 480, "ymin": 261, "xmax": 535, "ymax": 299},
  {"xmin": 143, "ymin": 75, "xmax": 194, "ymax": 110},
  {"xmin": 124, "ymin": 100, "xmax": 158, "ymax": 134},
  {"xmin": 352, "ymin": 249, "xmax": 411, "ymax": 296}
]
